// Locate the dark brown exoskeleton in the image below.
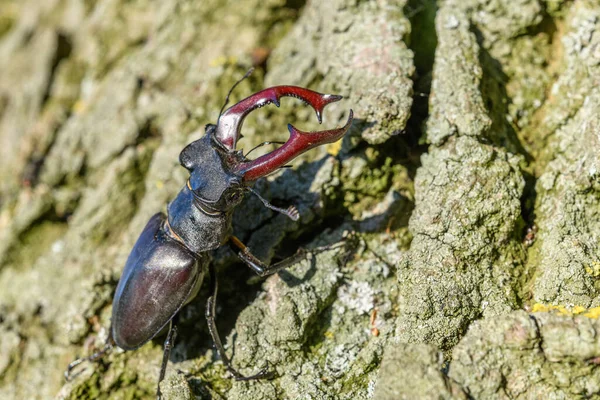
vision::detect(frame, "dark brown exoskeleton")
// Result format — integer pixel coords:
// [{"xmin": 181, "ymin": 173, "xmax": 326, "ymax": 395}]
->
[{"xmin": 65, "ymin": 73, "xmax": 353, "ymax": 399}]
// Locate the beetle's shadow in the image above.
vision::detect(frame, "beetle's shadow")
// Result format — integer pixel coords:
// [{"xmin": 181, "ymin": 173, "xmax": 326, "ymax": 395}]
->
[
  {"xmin": 276, "ymin": 257, "xmax": 317, "ymax": 287},
  {"xmin": 271, "ymin": 240, "xmax": 346, "ymax": 287}
]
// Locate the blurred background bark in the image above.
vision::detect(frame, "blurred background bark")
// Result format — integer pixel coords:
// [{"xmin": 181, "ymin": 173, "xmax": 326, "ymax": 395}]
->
[{"xmin": 0, "ymin": 0, "xmax": 599, "ymax": 399}]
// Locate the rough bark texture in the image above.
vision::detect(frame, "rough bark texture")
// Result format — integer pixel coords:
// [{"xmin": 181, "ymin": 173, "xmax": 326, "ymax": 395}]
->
[{"xmin": 1, "ymin": 0, "xmax": 600, "ymax": 399}]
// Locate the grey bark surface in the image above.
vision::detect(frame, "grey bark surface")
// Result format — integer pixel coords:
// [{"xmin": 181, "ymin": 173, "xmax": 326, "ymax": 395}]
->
[{"xmin": 0, "ymin": 0, "xmax": 599, "ymax": 399}]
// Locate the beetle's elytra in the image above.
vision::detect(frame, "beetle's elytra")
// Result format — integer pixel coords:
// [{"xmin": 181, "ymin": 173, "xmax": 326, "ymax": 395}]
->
[{"xmin": 66, "ymin": 74, "xmax": 353, "ymax": 399}]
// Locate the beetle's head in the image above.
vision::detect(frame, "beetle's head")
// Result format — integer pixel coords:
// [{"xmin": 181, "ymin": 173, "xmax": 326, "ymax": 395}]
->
[
  {"xmin": 179, "ymin": 126, "xmax": 246, "ymax": 213},
  {"xmin": 180, "ymin": 85, "xmax": 353, "ymax": 217}
]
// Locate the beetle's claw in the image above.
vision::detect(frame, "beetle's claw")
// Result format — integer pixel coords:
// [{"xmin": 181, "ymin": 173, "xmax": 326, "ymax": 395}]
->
[
  {"xmin": 64, "ymin": 359, "xmax": 83, "ymax": 381},
  {"xmin": 286, "ymin": 205, "xmax": 300, "ymax": 221}
]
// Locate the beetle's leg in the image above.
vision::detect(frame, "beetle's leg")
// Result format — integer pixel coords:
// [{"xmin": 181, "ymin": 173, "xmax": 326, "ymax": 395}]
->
[
  {"xmin": 229, "ymin": 236, "xmax": 308, "ymax": 277},
  {"xmin": 206, "ymin": 263, "xmax": 273, "ymax": 381},
  {"xmin": 156, "ymin": 320, "xmax": 178, "ymax": 400},
  {"xmin": 64, "ymin": 337, "xmax": 114, "ymax": 381}
]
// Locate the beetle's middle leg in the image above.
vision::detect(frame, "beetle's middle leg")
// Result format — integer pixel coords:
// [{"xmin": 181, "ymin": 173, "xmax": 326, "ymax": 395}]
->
[
  {"xmin": 206, "ymin": 263, "xmax": 274, "ymax": 381},
  {"xmin": 229, "ymin": 236, "xmax": 308, "ymax": 277}
]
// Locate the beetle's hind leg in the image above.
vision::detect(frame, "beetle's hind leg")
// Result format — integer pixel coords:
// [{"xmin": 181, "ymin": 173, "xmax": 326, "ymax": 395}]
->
[
  {"xmin": 64, "ymin": 335, "xmax": 114, "ymax": 381},
  {"xmin": 205, "ymin": 263, "xmax": 274, "ymax": 381}
]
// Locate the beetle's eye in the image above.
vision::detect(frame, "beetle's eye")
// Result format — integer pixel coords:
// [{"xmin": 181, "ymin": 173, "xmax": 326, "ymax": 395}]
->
[{"xmin": 205, "ymin": 124, "xmax": 217, "ymax": 134}]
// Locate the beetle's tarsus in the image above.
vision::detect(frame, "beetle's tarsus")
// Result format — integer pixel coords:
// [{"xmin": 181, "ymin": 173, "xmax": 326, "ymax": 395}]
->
[
  {"xmin": 286, "ymin": 205, "xmax": 300, "ymax": 221},
  {"xmin": 247, "ymin": 187, "xmax": 300, "ymax": 221},
  {"xmin": 233, "ymin": 361, "xmax": 275, "ymax": 381}
]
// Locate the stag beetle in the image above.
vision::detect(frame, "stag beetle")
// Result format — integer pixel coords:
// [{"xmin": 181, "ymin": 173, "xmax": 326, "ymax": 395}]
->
[{"xmin": 65, "ymin": 71, "xmax": 353, "ymax": 399}]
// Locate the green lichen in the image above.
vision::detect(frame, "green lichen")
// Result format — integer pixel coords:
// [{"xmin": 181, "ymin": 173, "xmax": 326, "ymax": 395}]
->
[
  {"xmin": 3, "ymin": 220, "xmax": 68, "ymax": 271},
  {"xmin": 396, "ymin": 1, "xmax": 527, "ymax": 352},
  {"xmin": 374, "ymin": 343, "xmax": 467, "ymax": 400},
  {"xmin": 0, "ymin": 1, "xmax": 18, "ymax": 38},
  {"xmin": 340, "ymin": 154, "xmax": 412, "ymax": 218},
  {"xmin": 449, "ymin": 311, "xmax": 600, "ymax": 398}
]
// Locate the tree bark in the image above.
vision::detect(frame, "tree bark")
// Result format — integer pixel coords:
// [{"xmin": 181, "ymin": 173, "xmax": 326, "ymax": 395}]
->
[{"xmin": 0, "ymin": 0, "xmax": 599, "ymax": 399}]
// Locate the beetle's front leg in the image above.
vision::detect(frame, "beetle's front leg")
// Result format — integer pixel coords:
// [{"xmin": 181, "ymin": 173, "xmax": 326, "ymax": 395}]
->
[
  {"xmin": 205, "ymin": 263, "xmax": 274, "ymax": 381},
  {"xmin": 229, "ymin": 236, "xmax": 308, "ymax": 277}
]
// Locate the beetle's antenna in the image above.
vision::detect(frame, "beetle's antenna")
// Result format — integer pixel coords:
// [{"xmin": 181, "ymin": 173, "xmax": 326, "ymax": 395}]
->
[
  {"xmin": 245, "ymin": 141, "xmax": 285, "ymax": 157},
  {"xmin": 65, "ymin": 342, "xmax": 113, "ymax": 381},
  {"xmin": 247, "ymin": 187, "xmax": 299, "ymax": 221},
  {"xmin": 219, "ymin": 68, "xmax": 255, "ymax": 119}
]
